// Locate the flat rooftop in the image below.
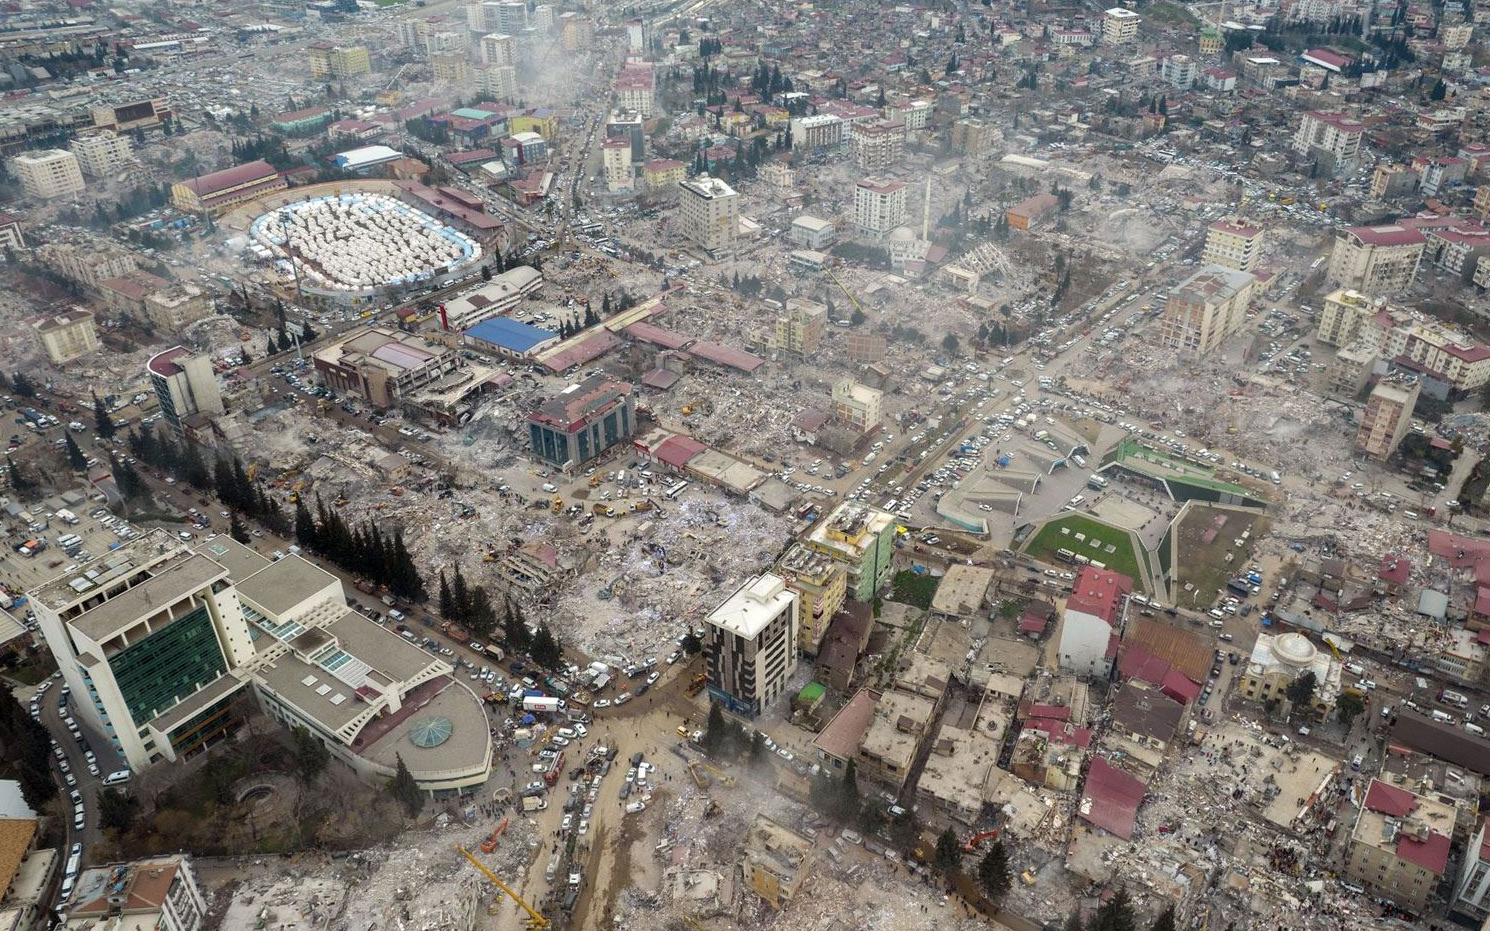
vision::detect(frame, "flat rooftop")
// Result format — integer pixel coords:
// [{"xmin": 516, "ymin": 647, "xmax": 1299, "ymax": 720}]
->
[
  {"xmin": 237, "ymin": 555, "xmax": 340, "ymax": 618},
  {"xmin": 66, "ymin": 552, "xmax": 226, "ymax": 644},
  {"xmin": 707, "ymin": 573, "xmax": 793, "ymax": 639}
]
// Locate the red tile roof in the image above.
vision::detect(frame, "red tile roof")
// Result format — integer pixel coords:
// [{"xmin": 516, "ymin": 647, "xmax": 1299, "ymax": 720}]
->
[
  {"xmin": 654, "ymin": 435, "xmax": 706, "ymax": 469},
  {"xmin": 1364, "ymin": 779, "xmax": 1419, "ymax": 818},
  {"xmin": 1066, "ymin": 567, "xmax": 1133, "ymax": 625},
  {"xmin": 1396, "ymin": 829, "xmax": 1451, "ymax": 873},
  {"xmin": 1379, "ymin": 554, "xmax": 1411, "ymax": 585},
  {"xmin": 1345, "ymin": 224, "xmax": 1427, "ymax": 248},
  {"xmin": 180, "ymin": 159, "xmax": 278, "ymax": 197},
  {"xmin": 1079, "ymin": 757, "xmax": 1145, "ymax": 839}
]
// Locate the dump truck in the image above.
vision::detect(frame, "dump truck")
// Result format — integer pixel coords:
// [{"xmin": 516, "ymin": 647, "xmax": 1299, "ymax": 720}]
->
[{"xmin": 441, "ymin": 622, "xmax": 470, "ymax": 644}]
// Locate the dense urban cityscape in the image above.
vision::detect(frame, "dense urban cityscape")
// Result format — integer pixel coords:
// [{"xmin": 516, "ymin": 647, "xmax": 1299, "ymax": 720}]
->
[{"xmin": 5, "ymin": 0, "xmax": 1490, "ymax": 929}]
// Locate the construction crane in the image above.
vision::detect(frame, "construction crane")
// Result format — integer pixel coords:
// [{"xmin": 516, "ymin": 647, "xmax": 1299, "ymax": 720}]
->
[
  {"xmin": 455, "ymin": 846, "xmax": 548, "ymax": 931},
  {"xmin": 823, "ymin": 264, "xmax": 865, "ymax": 318}
]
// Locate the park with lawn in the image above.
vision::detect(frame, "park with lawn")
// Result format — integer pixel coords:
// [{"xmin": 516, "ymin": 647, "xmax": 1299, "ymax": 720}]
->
[{"xmin": 1022, "ymin": 513, "xmax": 1151, "ymax": 592}]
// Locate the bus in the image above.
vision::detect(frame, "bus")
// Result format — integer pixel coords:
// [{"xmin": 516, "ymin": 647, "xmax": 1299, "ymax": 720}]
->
[
  {"xmin": 1055, "ymin": 548, "xmax": 1077, "ymax": 563},
  {"xmin": 663, "ymin": 481, "xmax": 690, "ymax": 501}
]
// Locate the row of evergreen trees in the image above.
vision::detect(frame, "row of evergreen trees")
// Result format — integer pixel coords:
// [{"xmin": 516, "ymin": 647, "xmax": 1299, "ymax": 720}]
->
[
  {"xmin": 127, "ymin": 425, "xmax": 289, "ymax": 534},
  {"xmin": 0, "ymin": 692, "xmax": 55, "ymax": 809},
  {"xmin": 294, "ymin": 496, "xmax": 425, "ymax": 602}
]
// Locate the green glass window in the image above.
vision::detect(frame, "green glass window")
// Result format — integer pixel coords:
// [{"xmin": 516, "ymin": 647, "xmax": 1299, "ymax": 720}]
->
[{"xmin": 110, "ymin": 605, "xmax": 227, "ymax": 724}]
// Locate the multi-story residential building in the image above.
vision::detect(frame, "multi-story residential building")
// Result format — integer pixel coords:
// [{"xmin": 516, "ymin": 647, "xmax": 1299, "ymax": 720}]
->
[
  {"xmin": 849, "ymin": 120, "xmax": 904, "ymax": 171},
  {"xmin": 771, "ymin": 297, "xmax": 828, "ymax": 359},
  {"xmin": 0, "ymin": 211, "xmax": 22, "ymax": 251},
  {"xmin": 776, "ymin": 542, "xmax": 846, "ymax": 655},
  {"xmin": 606, "ymin": 109, "xmax": 646, "ymax": 164},
  {"xmin": 171, "ymin": 160, "xmax": 286, "ymax": 217},
  {"xmin": 1356, "ymin": 377, "xmax": 1420, "ymax": 460},
  {"xmin": 616, "ymin": 64, "xmax": 656, "ymax": 118},
  {"xmin": 430, "ymin": 54, "xmax": 471, "ymax": 85},
  {"xmin": 641, "ymin": 158, "xmax": 685, "ymax": 191},
  {"xmin": 1316, "ymin": 287, "xmax": 1375, "ymax": 346},
  {"xmin": 436, "ymin": 265, "xmax": 543, "ymax": 331},
  {"xmin": 495, "ymin": 0, "xmax": 527, "ymax": 32},
  {"xmin": 1293, "ymin": 110, "xmax": 1365, "ymax": 170},
  {"xmin": 476, "ymin": 63, "xmax": 519, "ymax": 100},
  {"xmin": 677, "ymin": 174, "xmax": 739, "ymax": 254},
  {"xmin": 308, "ymin": 44, "xmax": 370, "ymax": 78},
  {"xmin": 1202, "ymin": 218, "xmax": 1263, "ymax": 272},
  {"xmin": 480, "ymin": 32, "xmax": 515, "ymax": 65},
  {"xmin": 12, "ymin": 148, "xmax": 84, "ymax": 199},
  {"xmin": 147, "ymin": 346, "xmax": 224, "ymax": 435},
  {"xmin": 1371, "ymin": 164, "xmax": 1418, "ymax": 200},
  {"xmin": 91, "ymin": 98, "xmax": 171, "ymax": 132},
  {"xmin": 558, "ymin": 12, "xmax": 593, "ymax": 51},
  {"xmin": 526, "ymin": 375, "xmax": 635, "ymax": 471},
  {"xmin": 1056, "ymin": 567, "xmax": 1132, "ymax": 677},
  {"xmin": 1101, "ymin": 7, "xmax": 1141, "ymax": 44},
  {"xmin": 39, "ymin": 239, "xmax": 138, "ymax": 289},
  {"xmin": 69, "ymin": 131, "xmax": 132, "ymax": 179},
  {"xmin": 1158, "ymin": 265, "xmax": 1255, "ymax": 357},
  {"xmin": 144, "ymin": 283, "xmax": 212, "ymax": 332},
  {"xmin": 68, "ymin": 856, "xmax": 205, "ymax": 931},
  {"xmin": 1452, "ymin": 815, "xmax": 1490, "ymax": 920},
  {"xmin": 1236, "ymin": 632, "xmax": 1342, "ymax": 718},
  {"xmin": 1345, "ymin": 776, "xmax": 1457, "ymax": 912},
  {"xmin": 602, "ymin": 137, "xmax": 634, "ymax": 193},
  {"xmin": 742, "ymin": 815, "xmax": 813, "ymax": 909},
  {"xmin": 33, "ymin": 308, "xmax": 100, "ymax": 364},
  {"xmin": 1161, "ymin": 53, "xmax": 1197, "ymax": 89},
  {"xmin": 806, "ymin": 503, "xmax": 896, "ymax": 602},
  {"xmin": 1424, "ymin": 224, "xmax": 1490, "ymax": 276},
  {"xmin": 831, "ymin": 377, "xmax": 882, "ymax": 436},
  {"xmin": 853, "ymin": 178, "xmax": 908, "ymax": 240},
  {"xmin": 790, "ymin": 114, "xmax": 845, "ymax": 151},
  {"xmin": 313, "ymin": 327, "xmax": 461, "ymax": 408},
  {"xmin": 1474, "ymin": 185, "xmax": 1490, "ymax": 222},
  {"xmin": 704, "ymin": 573, "xmax": 799, "ymax": 717},
  {"xmin": 1327, "ymin": 344, "xmax": 1377, "ymax": 398},
  {"xmin": 951, "ymin": 117, "xmax": 997, "ymax": 156},
  {"xmin": 789, "ymin": 215, "xmax": 836, "ymax": 250}
]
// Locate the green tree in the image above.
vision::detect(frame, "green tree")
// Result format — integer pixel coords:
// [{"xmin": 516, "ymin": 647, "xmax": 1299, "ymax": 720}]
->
[
  {"xmin": 93, "ymin": 392, "xmax": 115, "ymax": 440},
  {"xmin": 748, "ymin": 728, "xmax": 765, "ymax": 764},
  {"xmin": 1065, "ymin": 907, "xmax": 1085, "ymax": 931},
  {"xmin": 530, "ymin": 623, "xmax": 563, "ymax": 669},
  {"xmin": 1285, "ymin": 670, "xmax": 1318, "ymax": 709},
  {"xmin": 934, "ymin": 828, "xmax": 962, "ymax": 875},
  {"xmin": 6, "ymin": 457, "xmax": 31, "ymax": 493},
  {"xmin": 703, "ymin": 701, "xmax": 727, "ymax": 755},
  {"xmin": 65, "ymin": 433, "xmax": 87, "ymax": 471},
  {"xmin": 389, "ymin": 753, "xmax": 424, "ymax": 817},
  {"xmin": 840, "ymin": 759, "xmax": 862, "ymax": 820},
  {"xmin": 978, "ymin": 840, "xmax": 1012, "ymax": 906},
  {"xmin": 1337, "ymin": 690, "xmax": 1366, "ymax": 727},
  {"xmin": 10, "ymin": 373, "xmax": 36, "ymax": 397},
  {"xmin": 680, "ymin": 629, "xmax": 702, "ymax": 654},
  {"xmin": 1149, "ymin": 905, "xmax": 1176, "ymax": 931},
  {"xmin": 504, "ymin": 598, "xmax": 532, "ymax": 652},
  {"xmin": 229, "ymin": 513, "xmax": 250, "ymax": 543},
  {"xmin": 941, "ymin": 333, "xmax": 960, "ymax": 356},
  {"xmin": 97, "ymin": 788, "xmax": 140, "ymax": 833},
  {"xmin": 1092, "ymin": 886, "xmax": 1136, "ymax": 931},
  {"xmin": 0, "ymin": 691, "xmax": 57, "ymax": 808},
  {"xmin": 292, "ymin": 725, "xmax": 331, "ymax": 784}
]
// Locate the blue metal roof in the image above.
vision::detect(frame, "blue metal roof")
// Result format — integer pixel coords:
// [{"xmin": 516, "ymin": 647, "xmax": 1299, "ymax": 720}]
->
[{"xmin": 464, "ymin": 316, "xmax": 558, "ymax": 353}]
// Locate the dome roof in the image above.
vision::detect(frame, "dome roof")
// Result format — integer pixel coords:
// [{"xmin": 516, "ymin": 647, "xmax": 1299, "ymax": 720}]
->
[
  {"xmin": 409, "ymin": 716, "xmax": 453, "ymax": 748},
  {"xmin": 1272, "ymin": 632, "xmax": 1318, "ymax": 667}
]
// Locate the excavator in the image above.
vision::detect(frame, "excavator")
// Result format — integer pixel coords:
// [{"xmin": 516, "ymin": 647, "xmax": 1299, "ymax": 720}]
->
[
  {"xmin": 963, "ymin": 828, "xmax": 1000, "ymax": 852},
  {"xmin": 455, "ymin": 846, "xmax": 548, "ymax": 931},
  {"xmin": 479, "ymin": 817, "xmax": 509, "ymax": 853}
]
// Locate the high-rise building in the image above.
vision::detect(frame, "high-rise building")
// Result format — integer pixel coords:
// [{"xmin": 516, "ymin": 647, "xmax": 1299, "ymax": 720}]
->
[
  {"xmin": 559, "ymin": 12, "xmax": 593, "ymax": 51},
  {"xmin": 480, "ymin": 32, "xmax": 515, "ymax": 65},
  {"xmin": 1161, "ymin": 53, "xmax": 1197, "ymax": 89},
  {"xmin": 1202, "ymin": 217, "xmax": 1263, "ymax": 272},
  {"xmin": 1315, "ymin": 287, "xmax": 1375, "ymax": 346},
  {"xmin": 602, "ymin": 137, "xmax": 634, "ymax": 193},
  {"xmin": 1158, "ymin": 265, "xmax": 1255, "ymax": 357},
  {"xmin": 1327, "ymin": 224, "xmax": 1426, "ymax": 294},
  {"xmin": 616, "ymin": 64, "xmax": 657, "ymax": 118},
  {"xmin": 606, "ymin": 109, "xmax": 646, "ymax": 163},
  {"xmin": 33, "ymin": 308, "xmax": 100, "ymax": 364},
  {"xmin": 678, "ymin": 174, "xmax": 740, "ymax": 254},
  {"xmin": 806, "ymin": 503, "xmax": 896, "ymax": 602},
  {"xmin": 771, "ymin": 297, "xmax": 828, "ymax": 358},
  {"xmin": 38, "ymin": 239, "xmax": 139, "ymax": 288},
  {"xmin": 307, "ymin": 44, "xmax": 371, "ymax": 78},
  {"xmin": 1101, "ymin": 7, "xmax": 1141, "ymax": 44},
  {"xmin": 0, "ymin": 210, "xmax": 23, "ymax": 251},
  {"xmin": 147, "ymin": 346, "xmax": 224, "ymax": 435},
  {"xmin": 848, "ymin": 120, "xmax": 904, "ymax": 171},
  {"xmin": 1345, "ymin": 776, "xmax": 1457, "ymax": 912},
  {"xmin": 527, "ymin": 375, "xmax": 635, "ymax": 470},
  {"xmin": 853, "ymin": 178, "xmax": 908, "ymax": 240},
  {"xmin": 70, "ymin": 131, "xmax": 133, "ymax": 179},
  {"xmin": 1452, "ymin": 816, "xmax": 1490, "ymax": 921},
  {"xmin": 1355, "ymin": 377, "xmax": 1420, "ymax": 460},
  {"xmin": 1293, "ymin": 110, "xmax": 1365, "ymax": 170},
  {"xmin": 951, "ymin": 117, "xmax": 997, "ymax": 156},
  {"xmin": 704, "ymin": 573, "xmax": 799, "ymax": 717},
  {"xmin": 789, "ymin": 114, "xmax": 845, "ymax": 151},
  {"xmin": 12, "ymin": 148, "xmax": 85, "ymax": 200},
  {"xmin": 496, "ymin": 0, "xmax": 527, "ymax": 32},
  {"xmin": 430, "ymin": 53, "xmax": 472, "ymax": 84},
  {"xmin": 776, "ymin": 542, "xmax": 846, "ymax": 654}
]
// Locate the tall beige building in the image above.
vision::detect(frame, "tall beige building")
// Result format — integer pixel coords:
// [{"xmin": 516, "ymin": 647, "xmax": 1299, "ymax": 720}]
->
[
  {"xmin": 1158, "ymin": 265, "xmax": 1255, "ymax": 357},
  {"xmin": 1202, "ymin": 218, "xmax": 1263, "ymax": 272},
  {"xmin": 480, "ymin": 32, "xmax": 515, "ymax": 65},
  {"xmin": 854, "ymin": 179, "xmax": 908, "ymax": 240},
  {"xmin": 771, "ymin": 297, "xmax": 828, "ymax": 358},
  {"xmin": 70, "ymin": 131, "xmax": 133, "ymax": 179},
  {"xmin": 1101, "ymin": 7, "xmax": 1141, "ymax": 44},
  {"xmin": 308, "ymin": 44, "xmax": 371, "ymax": 78},
  {"xmin": 601, "ymin": 137, "xmax": 634, "ymax": 193},
  {"xmin": 1315, "ymin": 288, "xmax": 1375, "ymax": 346},
  {"xmin": 677, "ymin": 174, "xmax": 739, "ymax": 254},
  {"xmin": 12, "ymin": 148, "xmax": 85, "ymax": 199},
  {"xmin": 1327, "ymin": 224, "xmax": 1426, "ymax": 295},
  {"xmin": 430, "ymin": 54, "xmax": 471, "ymax": 84},
  {"xmin": 832, "ymin": 378, "xmax": 882, "ymax": 436},
  {"xmin": 1345, "ymin": 775, "xmax": 1457, "ymax": 912},
  {"xmin": 33, "ymin": 309, "xmax": 101, "ymax": 364},
  {"xmin": 849, "ymin": 121, "xmax": 904, "ymax": 171},
  {"xmin": 1356, "ymin": 377, "xmax": 1420, "ymax": 460},
  {"xmin": 1293, "ymin": 110, "xmax": 1365, "ymax": 169}
]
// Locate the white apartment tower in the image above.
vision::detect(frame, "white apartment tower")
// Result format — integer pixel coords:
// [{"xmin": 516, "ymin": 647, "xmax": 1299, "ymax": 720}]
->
[
  {"xmin": 703, "ymin": 573, "xmax": 799, "ymax": 717},
  {"xmin": 12, "ymin": 148, "xmax": 85, "ymax": 199},
  {"xmin": 678, "ymin": 174, "xmax": 739, "ymax": 254},
  {"xmin": 854, "ymin": 178, "xmax": 908, "ymax": 240},
  {"xmin": 70, "ymin": 131, "xmax": 134, "ymax": 179}
]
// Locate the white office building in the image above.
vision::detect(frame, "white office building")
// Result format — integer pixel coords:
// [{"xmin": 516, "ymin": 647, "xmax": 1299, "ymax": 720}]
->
[{"xmin": 704, "ymin": 573, "xmax": 799, "ymax": 717}]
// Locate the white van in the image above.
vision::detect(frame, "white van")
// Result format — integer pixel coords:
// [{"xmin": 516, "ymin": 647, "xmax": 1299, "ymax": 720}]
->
[
  {"xmin": 102, "ymin": 770, "xmax": 130, "ymax": 787},
  {"xmin": 387, "ymin": 608, "xmax": 406, "ymax": 623}
]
